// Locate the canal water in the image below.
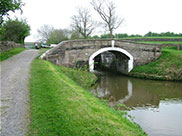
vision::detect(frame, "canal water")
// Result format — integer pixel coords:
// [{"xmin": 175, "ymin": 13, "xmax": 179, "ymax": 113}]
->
[{"xmin": 91, "ymin": 73, "xmax": 182, "ymax": 136}]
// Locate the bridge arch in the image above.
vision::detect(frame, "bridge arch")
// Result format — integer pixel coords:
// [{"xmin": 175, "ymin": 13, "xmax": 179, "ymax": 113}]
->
[{"xmin": 89, "ymin": 47, "xmax": 134, "ymax": 73}]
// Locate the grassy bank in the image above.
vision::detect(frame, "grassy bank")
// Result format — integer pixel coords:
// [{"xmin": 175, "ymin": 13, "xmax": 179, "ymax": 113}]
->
[
  {"xmin": 59, "ymin": 66, "xmax": 97, "ymax": 89},
  {"xmin": 29, "ymin": 57, "xmax": 146, "ymax": 136},
  {"xmin": 0, "ymin": 48, "xmax": 26, "ymax": 61},
  {"xmin": 130, "ymin": 47, "xmax": 182, "ymax": 81}
]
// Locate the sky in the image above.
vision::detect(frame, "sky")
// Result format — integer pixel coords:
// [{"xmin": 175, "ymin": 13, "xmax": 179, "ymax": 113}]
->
[{"xmin": 11, "ymin": 0, "xmax": 182, "ymax": 42}]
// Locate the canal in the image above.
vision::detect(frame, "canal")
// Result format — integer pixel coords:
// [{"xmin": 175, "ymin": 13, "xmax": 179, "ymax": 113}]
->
[{"xmin": 91, "ymin": 72, "xmax": 182, "ymax": 136}]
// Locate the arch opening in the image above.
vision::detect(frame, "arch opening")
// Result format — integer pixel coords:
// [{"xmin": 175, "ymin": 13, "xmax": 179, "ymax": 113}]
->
[{"xmin": 89, "ymin": 47, "xmax": 134, "ymax": 73}]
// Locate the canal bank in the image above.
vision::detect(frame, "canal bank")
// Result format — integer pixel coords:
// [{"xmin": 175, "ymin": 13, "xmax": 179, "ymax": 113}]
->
[{"xmin": 129, "ymin": 47, "xmax": 182, "ymax": 81}]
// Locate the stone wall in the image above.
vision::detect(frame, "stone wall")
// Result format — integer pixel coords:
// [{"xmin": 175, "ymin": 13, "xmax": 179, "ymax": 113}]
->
[
  {"xmin": 0, "ymin": 41, "xmax": 24, "ymax": 53},
  {"xmin": 154, "ymin": 44, "xmax": 182, "ymax": 50}
]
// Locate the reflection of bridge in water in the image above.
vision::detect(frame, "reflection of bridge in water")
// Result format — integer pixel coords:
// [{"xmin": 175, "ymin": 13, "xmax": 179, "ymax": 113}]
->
[
  {"xmin": 109, "ymin": 80, "xmax": 133, "ymax": 106},
  {"xmin": 91, "ymin": 73, "xmax": 182, "ymax": 108}
]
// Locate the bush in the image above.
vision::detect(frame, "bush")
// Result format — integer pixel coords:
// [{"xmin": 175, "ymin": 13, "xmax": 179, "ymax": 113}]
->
[{"xmin": 0, "ymin": 18, "xmax": 30, "ymax": 44}]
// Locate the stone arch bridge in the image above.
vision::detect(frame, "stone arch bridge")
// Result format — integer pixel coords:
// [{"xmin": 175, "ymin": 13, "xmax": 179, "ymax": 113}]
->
[{"xmin": 41, "ymin": 39, "xmax": 161, "ymax": 73}]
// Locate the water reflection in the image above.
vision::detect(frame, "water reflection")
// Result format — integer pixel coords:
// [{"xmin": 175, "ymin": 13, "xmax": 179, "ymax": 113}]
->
[
  {"xmin": 91, "ymin": 72, "xmax": 182, "ymax": 136},
  {"xmin": 92, "ymin": 73, "xmax": 182, "ymax": 108},
  {"xmin": 109, "ymin": 80, "xmax": 133, "ymax": 106}
]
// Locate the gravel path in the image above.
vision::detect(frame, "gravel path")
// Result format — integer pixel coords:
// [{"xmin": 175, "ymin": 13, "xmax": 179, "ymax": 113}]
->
[{"xmin": 0, "ymin": 49, "xmax": 38, "ymax": 136}]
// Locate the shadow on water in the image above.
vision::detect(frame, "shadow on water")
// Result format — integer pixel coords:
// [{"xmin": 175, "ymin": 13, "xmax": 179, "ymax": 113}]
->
[{"xmin": 91, "ymin": 72, "xmax": 182, "ymax": 136}]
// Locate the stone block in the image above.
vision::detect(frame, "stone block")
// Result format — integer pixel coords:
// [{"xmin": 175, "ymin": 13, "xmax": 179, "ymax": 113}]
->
[{"xmin": 0, "ymin": 41, "xmax": 24, "ymax": 53}]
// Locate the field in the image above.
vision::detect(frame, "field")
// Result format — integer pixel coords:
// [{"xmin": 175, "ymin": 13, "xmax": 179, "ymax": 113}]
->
[
  {"xmin": 122, "ymin": 37, "xmax": 182, "ymax": 45},
  {"xmin": 122, "ymin": 36, "xmax": 182, "ymax": 40},
  {"xmin": 136, "ymin": 41, "xmax": 182, "ymax": 45}
]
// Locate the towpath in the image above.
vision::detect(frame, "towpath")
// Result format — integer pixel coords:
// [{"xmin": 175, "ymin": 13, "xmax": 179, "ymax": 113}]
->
[{"xmin": 0, "ymin": 49, "xmax": 38, "ymax": 136}]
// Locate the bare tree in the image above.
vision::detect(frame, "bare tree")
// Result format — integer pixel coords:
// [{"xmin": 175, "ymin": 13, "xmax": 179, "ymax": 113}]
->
[
  {"xmin": 37, "ymin": 24, "xmax": 54, "ymax": 42},
  {"xmin": 91, "ymin": 0, "xmax": 124, "ymax": 38},
  {"xmin": 71, "ymin": 8, "xmax": 97, "ymax": 39}
]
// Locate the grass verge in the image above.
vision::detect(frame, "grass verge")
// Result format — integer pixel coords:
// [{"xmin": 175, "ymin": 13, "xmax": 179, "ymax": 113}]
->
[
  {"xmin": 0, "ymin": 48, "xmax": 26, "ymax": 61},
  {"xmin": 29, "ymin": 58, "xmax": 146, "ymax": 136},
  {"xmin": 130, "ymin": 47, "xmax": 182, "ymax": 81}
]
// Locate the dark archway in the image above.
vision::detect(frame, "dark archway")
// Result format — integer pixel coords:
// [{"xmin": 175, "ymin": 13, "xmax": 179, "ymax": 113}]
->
[{"xmin": 89, "ymin": 47, "xmax": 134, "ymax": 73}]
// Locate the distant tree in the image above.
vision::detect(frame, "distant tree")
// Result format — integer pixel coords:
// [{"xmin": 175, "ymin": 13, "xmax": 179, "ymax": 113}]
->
[
  {"xmin": 94, "ymin": 33, "xmax": 143, "ymax": 39},
  {"xmin": 144, "ymin": 31, "xmax": 182, "ymax": 37},
  {"xmin": 160, "ymin": 32, "xmax": 180, "ymax": 37},
  {"xmin": 92, "ymin": 35, "xmax": 100, "ymax": 39},
  {"xmin": 91, "ymin": 0, "xmax": 124, "ymax": 38},
  {"xmin": 37, "ymin": 24, "xmax": 54, "ymax": 42},
  {"xmin": 69, "ymin": 30, "xmax": 82, "ymax": 40},
  {"xmin": 144, "ymin": 32, "xmax": 153, "ymax": 37},
  {"xmin": 128, "ymin": 34, "xmax": 142, "ymax": 37},
  {"xmin": 0, "ymin": 18, "xmax": 30, "ymax": 44},
  {"xmin": 115, "ymin": 33, "xmax": 128, "ymax": 38},
  {"xmin": 47, "ymin": 29, "xmax": 69, "ymax": 44},
  {"xmin": 100, "ymin": 33, "xmax": 113, "ymax": 39},
  {"xmin": 0, "ymin": 0, "xmax": 24, "ymax": 25},
  {"xmin": 71, "ymin": 8, "xmax": 97, "ymax": 39}
]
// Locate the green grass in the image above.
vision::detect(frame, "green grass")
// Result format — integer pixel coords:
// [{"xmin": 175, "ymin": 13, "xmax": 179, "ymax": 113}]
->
[
  {"xmin": 29, "ymin": 58, "xmax": 146, "ymax": 136},
  {"xmin": 130, "ymin": 47, "xmax": 182, "ymax": 81},
  {"xmin": 59, "ymin": 66, "xmax": 98, "ymax": 89},
  {"xmin": 0, "ymin": 48, "xmax": 26, "ymax": 61}
]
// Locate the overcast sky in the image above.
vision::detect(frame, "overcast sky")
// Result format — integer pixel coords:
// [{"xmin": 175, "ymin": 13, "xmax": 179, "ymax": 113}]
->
[{"xmin": 12, "ymin": 0, "xmax": 182, "ymax": 42}]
